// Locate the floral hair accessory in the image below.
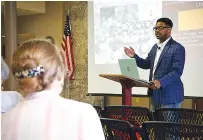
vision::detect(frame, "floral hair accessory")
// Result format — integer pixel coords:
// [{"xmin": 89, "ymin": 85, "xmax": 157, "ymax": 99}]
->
[{"xmin": 15, "ymin": 65, "xmax": 45, "ymax": 79}]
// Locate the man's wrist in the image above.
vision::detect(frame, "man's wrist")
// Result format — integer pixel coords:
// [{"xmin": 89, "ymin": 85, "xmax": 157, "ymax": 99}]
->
[{"xmin": 131, "ymin": 54, "xmax": 136, "ymax": 58}]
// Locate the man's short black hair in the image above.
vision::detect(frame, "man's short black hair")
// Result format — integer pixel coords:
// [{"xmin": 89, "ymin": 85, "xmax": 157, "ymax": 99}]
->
[{"xmin": 156, "ymin": 18, "xmax": 173, "ymax": 28}]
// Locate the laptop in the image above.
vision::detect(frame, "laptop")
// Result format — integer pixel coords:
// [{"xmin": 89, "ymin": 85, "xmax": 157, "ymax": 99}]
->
[{"xmin": 118, "ymin": 59, "xmax": 153, "ymax": 85}]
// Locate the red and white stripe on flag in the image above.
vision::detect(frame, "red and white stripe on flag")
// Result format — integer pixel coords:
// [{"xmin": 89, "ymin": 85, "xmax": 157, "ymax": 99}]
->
[{"xmin": 61, "ymin": 14, "xmax": 75, "ymax": 80}]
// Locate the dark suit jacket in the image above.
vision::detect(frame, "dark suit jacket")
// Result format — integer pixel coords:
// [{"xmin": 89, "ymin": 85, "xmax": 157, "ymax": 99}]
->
[{"xmin": 134, "ymin": 38, "xmax": 185, "ymax": 105}]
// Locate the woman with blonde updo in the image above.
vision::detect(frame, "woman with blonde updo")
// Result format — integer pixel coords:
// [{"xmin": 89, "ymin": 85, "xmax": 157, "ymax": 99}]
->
[{"xmin": 1, "ymin": 39, "xmax": 105, "ymax": 140}]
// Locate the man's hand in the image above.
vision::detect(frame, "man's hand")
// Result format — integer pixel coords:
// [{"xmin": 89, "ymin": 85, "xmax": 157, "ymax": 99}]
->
[
  {"xmin": 124, "ymin": 47, "xmax": 135, "ymax": 58},
  {"xmin": 150, "ymin": 80, "xmax": 161, "ymax": 90}
]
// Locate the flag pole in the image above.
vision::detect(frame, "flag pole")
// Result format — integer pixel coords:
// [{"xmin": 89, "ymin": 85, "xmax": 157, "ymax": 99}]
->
[{"xmin": 65, "ymin": 8, "xmax": 70, "ymax": 99}]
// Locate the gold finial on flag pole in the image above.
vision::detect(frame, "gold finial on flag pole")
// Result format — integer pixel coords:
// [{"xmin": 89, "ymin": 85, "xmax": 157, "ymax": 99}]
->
[{"xmin": 66, "ymin": 8, "xmax": 69, "ymax": 15}]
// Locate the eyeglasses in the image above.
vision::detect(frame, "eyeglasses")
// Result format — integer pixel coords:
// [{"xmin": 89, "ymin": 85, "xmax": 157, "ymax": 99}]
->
[{"xmin": 153, "ymin": 26, "xmax": 170, "ymax": 31}]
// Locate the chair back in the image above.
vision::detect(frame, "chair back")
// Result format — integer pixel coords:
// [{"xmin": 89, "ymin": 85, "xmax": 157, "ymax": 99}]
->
[
  {"xmin": 103, "ymin": 106, "xmax": 152, "ymax": 127},
  {"xmin": 100, "ymin": 118, "xmax": 137, "ymax": 140},
  {"xmin": 93, "ymin": 105, "xmax": 103, "ymax": 117},
  {"xmin": 141, "ymin": 121, "xmax": 203, "ymax": 140},
  {"xmin": 154, "ymin": 108, "xmax": 203, "ymax": 125}
]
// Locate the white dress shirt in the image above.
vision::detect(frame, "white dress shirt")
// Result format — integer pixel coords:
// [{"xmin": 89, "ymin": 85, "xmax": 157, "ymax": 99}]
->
[{"xmin": 152, "ymin": 37, "xmax": 171, "ymax": 79}]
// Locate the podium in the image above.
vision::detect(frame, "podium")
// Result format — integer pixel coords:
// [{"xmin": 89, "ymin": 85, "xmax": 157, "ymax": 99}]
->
[{"xmin": 99, "ymin": 74, "xmax": 150, "ymax": 106}]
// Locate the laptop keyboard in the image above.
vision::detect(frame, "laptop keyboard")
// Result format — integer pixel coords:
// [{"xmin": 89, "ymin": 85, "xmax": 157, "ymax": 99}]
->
[
  {"xmin": 137, "ymin": 79, "xmax": 154, "ymax": 86},
  {"xmin": 137, "ymin": 79, "xmax": 149, "ymax": 83}
]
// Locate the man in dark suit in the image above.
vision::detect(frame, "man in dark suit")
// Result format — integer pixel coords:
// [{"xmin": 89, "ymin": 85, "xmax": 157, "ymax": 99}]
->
[{"xmin": 124, "ymin": 18, "xmax": 185, "ymax": 111}]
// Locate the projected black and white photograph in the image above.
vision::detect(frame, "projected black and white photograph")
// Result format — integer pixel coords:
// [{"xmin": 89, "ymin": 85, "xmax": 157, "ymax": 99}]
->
[{"xmin": 94, "ymin": 0, "xmax": 161, "ymax": 64}]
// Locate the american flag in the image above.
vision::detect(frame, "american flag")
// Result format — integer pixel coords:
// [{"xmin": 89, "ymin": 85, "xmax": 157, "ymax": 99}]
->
[{"xmin": 61, "ymin": 14, "xmax": 75, "ymax": 80}]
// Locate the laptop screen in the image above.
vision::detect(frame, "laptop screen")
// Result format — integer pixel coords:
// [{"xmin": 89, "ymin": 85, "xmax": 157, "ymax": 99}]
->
[{"xmin": 118, "ymin": 59, "xmax": 140, "ymax": 79}]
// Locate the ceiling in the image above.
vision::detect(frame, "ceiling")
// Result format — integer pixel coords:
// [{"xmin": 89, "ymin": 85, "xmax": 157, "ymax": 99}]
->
[{"xmin": 1, "ymin": 1, "xmax": 46, "ymax": 16}]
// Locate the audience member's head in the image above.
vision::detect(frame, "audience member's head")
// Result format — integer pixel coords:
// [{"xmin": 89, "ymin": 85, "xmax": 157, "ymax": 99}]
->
[
  {"xmin": 12, "ymin": 39, "xmax": 64, "ymax": 96},
  {"xmin": 45, "ymin": 36, "xmax": 55, "ymax": 44}
]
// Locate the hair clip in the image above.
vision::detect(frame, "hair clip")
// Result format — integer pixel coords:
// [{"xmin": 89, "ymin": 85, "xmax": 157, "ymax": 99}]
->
[{"xmin": 15, "ymin": 65, "xmax": 45, "ymax": 79}]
